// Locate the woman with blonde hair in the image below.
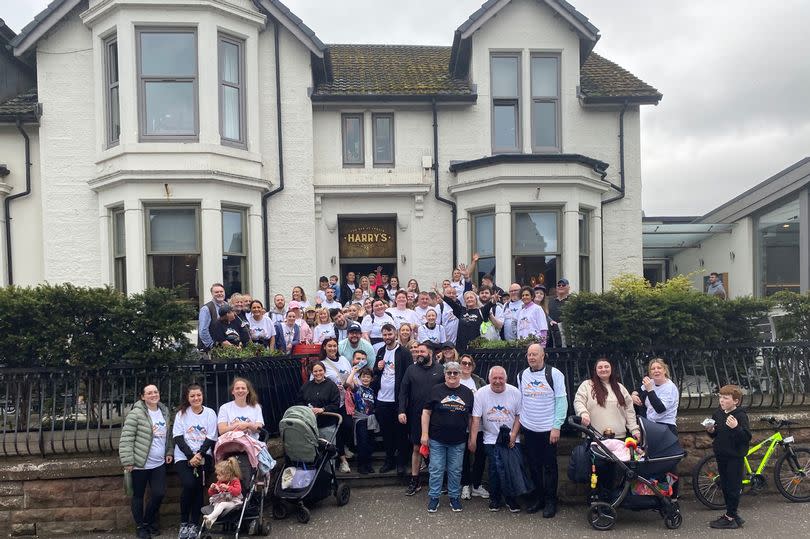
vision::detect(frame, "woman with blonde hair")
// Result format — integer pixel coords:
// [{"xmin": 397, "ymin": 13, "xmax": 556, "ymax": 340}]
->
[
  {"xmin": 398, "ymin": 323, "xmax": 416, "ymax": 349},
  {"xmin": 312, "ymin": 308, "xmax": 337, "ymax": 343},
  {"xmin": 631, "ymin": 358, "xmax": 679, "ymax": 434}
]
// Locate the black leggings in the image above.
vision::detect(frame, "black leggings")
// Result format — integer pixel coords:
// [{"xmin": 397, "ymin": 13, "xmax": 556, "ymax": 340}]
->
[
  {"xmin": 461, "ymin": 431, "xmax": 486, "ymax": 488},
  {"xmin": 131, "ymin": 465, "xmax": 166, "ymax": 529},
  {"xmin": 717, "ymin": 456, "xmax": 744, "ymax": 517},
  {"xmin": 175, "ymin": 460, "xmax": 205, "ymax": 525}
]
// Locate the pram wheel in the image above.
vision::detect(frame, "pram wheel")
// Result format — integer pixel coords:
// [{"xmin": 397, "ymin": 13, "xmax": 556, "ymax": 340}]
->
[
  {"xmin": 272, "ymin": 502, "xmax": 288, "ymax": 520},
  {"xmin": 664, "ymin": 511, "xmax": 683, "ymax": 530},
  {"xmin": 335, "ymin": 483, "xmax": 351, "ymax": 506},
  {"xmin": 588, "ymin": 502, "xmax": 617, "ymax": 531},
  {"xmin": 248, "ymin": 520, "xmax": 270, "ymax": 536},
  {"xmin": 296, "ymin": 506, "xmax": 311, "ymax": 524}
]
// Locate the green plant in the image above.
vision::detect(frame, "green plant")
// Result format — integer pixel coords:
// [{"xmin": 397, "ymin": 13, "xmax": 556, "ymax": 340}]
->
[
  {"xmin": 467, "ymin": 336, "xmax": 540, "ymax": 350},
  {"xmin": 210, "ymin": 342, "xmax": 285, "ymax": 360},
  {"xmin": 770, "ymin": 291, "xmax": 810, "ymax": 340}
]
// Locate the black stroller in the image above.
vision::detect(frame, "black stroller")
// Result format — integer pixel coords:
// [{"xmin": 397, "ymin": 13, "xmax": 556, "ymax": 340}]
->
[
  {"xmin": 271, "ymin": 406, "xmax": 351, "ymax": 524},
  {"xmin": 568, "ymin": 416, "xmax": 685, "ymax": 530}
]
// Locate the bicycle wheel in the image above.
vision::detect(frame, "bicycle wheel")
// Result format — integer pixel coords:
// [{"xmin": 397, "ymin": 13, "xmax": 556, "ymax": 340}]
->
[
  {"xmin": 774, "ymin": 447, "xmax": 810, "ymax": 502},
  {"xmin": 692, "ymin": 454, "xmax": 726, "ymax": 510}
]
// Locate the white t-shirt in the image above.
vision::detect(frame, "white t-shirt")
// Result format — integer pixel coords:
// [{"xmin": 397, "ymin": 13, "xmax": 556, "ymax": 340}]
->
[
  {"xmin": 313, "ymin": 323, "xmax": 337, "ymax": 343},
  {"xmin": 316, "ymin": 290, "xmax": 328, "ymax": 304},
  {"xmin": 518, "ymin": 366, "xmax": 566, "ymax": 432},
  {"xmin": 413, "ymin": 306, "xmax": 433, "ymax": 326},
  {"xmin": 248, "ymin": 315, "xmax": 276, "ymax": 342},
  {"xmin": 418, "ymin": 323, "xmax": 446, "ymax": 344},
  {"xmin": 172, "ymin": 406, "xmax": 218, "ymax": 462},
  {"xmin": 502, "ymin": 300, "xmax": 523, "ymax": 341},
  {"xmin": 143, "ymin": 408, "xmax": 167, "ymax": 470},
  {"xmin": 320, "ymin": 356, "xmax": 353, "ymax": 406},
  {"xmin": 385, "ymin": 307, "xmax": 419, "ymax": 329},
  {"xmin": 473, "ymin": 384, "xmax": 522, "ymax": 445},
  {"xmin": 450, "ymin": 279, "xmax": 465, "ymax": 299},
  {"xmin": 441, "ymin": 302, "xmax": 459, "ymax": 344},
  {"xmin": 460, "ymin": 377, "xmax": 478, "ymax": 393},
  {"xmin": 217, "ymin": 401, "xmax": 264, "ymax": 440},
  {"xmin": 361, "ymin": 312, "xmax": 396, "ymax": 352},
  {"xmin": 516, "ymin": 302, "xmax": 548, "ymax": 339},
  {"xmin": 322, "ymin": 300, "xmax": 343, "ymax": 310},
  {"xmin": 643, "ymin": 379, "xmax": 680, "ymax": 426},
  {"xmin": 377, "ymin": 345, "xmax": 399, "ymax": 403}
]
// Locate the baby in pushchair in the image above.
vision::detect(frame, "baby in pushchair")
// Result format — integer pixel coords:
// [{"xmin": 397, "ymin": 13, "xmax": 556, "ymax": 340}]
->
[{"xmin": 568, "ymin": 415, "xmax": 685, "ymax": 531}]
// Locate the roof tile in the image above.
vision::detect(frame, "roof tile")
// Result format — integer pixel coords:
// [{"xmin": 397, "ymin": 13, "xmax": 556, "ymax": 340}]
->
[
  {"xmin": 580, "ymin": 52, "xmax": 661, "ymax": 101},
  {"xmin": 0, "ymin": 88, "xmax": 39, "ymax": 120}
]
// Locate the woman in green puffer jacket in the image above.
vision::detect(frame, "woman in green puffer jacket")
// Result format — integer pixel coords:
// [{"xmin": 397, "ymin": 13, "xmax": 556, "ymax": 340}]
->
[{"xmin": 119, "ymin": 384, "xmax": 173, "ymax": 539}]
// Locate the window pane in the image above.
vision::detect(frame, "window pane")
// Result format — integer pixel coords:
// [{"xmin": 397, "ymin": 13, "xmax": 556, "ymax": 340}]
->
[
  {"xmin": 114, "ymin": 211, "xmax": 126, "ymax": 257},
  {"xmin": 475, "ymin": 257, "xmax": 496, "ymax": 286},
  {"xmin": 149, "ymin": 208, "xmax": 197, "ymax": 253},
  {"xmin": 491, "ymin": 56, "xmax": 518, "ymax": 97},
  {"xmin": 144, "ymin": 82, "xmax": 195, "ymax": 135},
  {"xmin": 580, "ymin": 256, "xmax": 590, "ymax": 292},
  {"xmin": 513, "ymin": 255, "xmax": 557, "ymax": 290},
  {"xmin": 343, "ymin": 116, "xmax": 363, "ymax": 163},
  {"xmin": 114, "ymin": 257, "xmax": 127, "ymax": 294},
  {"xmin": 222, "ymin": 210, "xmax": 243, "ymax": 254},
  {"xmin": 108, "ymin": 41, "xmax": 119, "ymax": 83},
  {"xmin": 222, "ymin": 86, "xmax": 240, "ymax": 140},
  {"xmin": 140, "ymin": 32, "xmax": 196, "ymax": 76},
  {"xmin": 110, "ymin": 86, "xmax": 120, "ymax": 141},
  {"xmin": 150, "ymin": 254, "xmax": 199, "ymax": 303},
  {"xmin": 220, "ymin": 40, "xmax": 240, "ymax": 84},
  {"xmin": 474, "ymin": 214, "xmax": 495, "ymax": 257},
  {"xmin": 531, "ymin": 56, "xmax": 557, "ymax": 97},
  {"xmin": 493, "ymin": 104, "xmax": 517, "ymax": 149},
  {"xmin": 758, "ymin": 198, "xmax": 800, "ymax": 296},
  {"xmin": 373, "ymin": 116, "xmax": 393, "ymax": 164},
  {"xmin": 223, "ymin": 255, "xmax": 245, "ymax": 297},
  {"xmin": 579, "ymin": 213, "xmax": 589, "ymax": 255},
  {"xmin": 532, "ymin": 101, "xmax": 557, "ymax": 148},
  {"xmin": 514, "ymin": 212, "xmax": 558, "ymax": 253}
]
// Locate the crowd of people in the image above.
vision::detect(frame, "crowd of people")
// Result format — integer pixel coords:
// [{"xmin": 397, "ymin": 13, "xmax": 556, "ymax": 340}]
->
[{"xmin": 197, "ymin": 255, "xmax": 574, "ymax": 356}]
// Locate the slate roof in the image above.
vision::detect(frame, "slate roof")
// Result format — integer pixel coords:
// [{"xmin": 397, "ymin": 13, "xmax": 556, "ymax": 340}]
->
[
  {"xmin": 312, "ymin": 45, "xmax": 475, "ymax": 101},
  {"xmin": 313, "ymin": 44, "xmax": 660, "ymax": 104},
  {"xmin": 0, "ymin": 88, "xmax": 39, "ymax": 121},
  {"xmin": 580, "ymin": 52, "xmax": 662, "ymax": 103},
  {"xmin": 457, "ymin": 0, "xmax": 598, "ymax": 37}
]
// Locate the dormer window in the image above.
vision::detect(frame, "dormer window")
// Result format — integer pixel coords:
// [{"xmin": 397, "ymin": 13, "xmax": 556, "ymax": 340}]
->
[
  {"xmin": 530, "ymin": 53, "xmax": 560, "ymax": 152},
  {"xmin": 136, "ymin": 28, "xmax": 199, "ymax": 141}
]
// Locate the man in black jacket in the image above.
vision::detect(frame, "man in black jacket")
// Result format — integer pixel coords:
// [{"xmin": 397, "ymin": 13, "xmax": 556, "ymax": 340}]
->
[
  {"xmin": 398, "ymin": 341, "xmax": 444, "ymax": 496},
  {"xmin": 340, "ymin": 271, "xmax": 358, "ymax": 305},
  {"xmin": 372, "ymin": 324, "xmax": 413, "ymax": 475}
]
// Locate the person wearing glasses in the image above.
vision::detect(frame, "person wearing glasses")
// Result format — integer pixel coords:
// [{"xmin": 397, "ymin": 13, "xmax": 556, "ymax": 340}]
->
[
  {"xmin": 547, "ymin": 278, "xmax": 571, "ymax": 347},
  {"xmin": 421, "ymin": 361, "xmax": 475, "ymax": 513},
  {"xmin": 458, "ymin": 355, "xmax": 488, "ymax": 501}
]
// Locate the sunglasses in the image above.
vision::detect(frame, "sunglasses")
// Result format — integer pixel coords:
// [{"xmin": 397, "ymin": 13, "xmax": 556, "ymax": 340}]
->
[
  {"xmin": 460, "ymin": 361, "xmax": 473, "ymax": 366},
  {"xmin": 445, "ymin": 371, "xmax": 460, "ymax": 376}
]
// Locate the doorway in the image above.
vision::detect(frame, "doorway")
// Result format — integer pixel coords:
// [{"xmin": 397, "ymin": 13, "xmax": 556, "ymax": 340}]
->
[{"xmin": 338, "ymin": 217, "xmax": 398, "ymax": 288}]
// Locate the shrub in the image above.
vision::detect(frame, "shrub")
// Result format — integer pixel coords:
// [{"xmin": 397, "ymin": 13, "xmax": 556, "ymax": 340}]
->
[
  {"xmin": 211, "ymin": 342, "xmax": 284, "ymax": 361},
  {"xmin": 0, "ymin": 284, "xmax": 195, "ymax": 368},
  {"xmin": 770, "ymin": 291, "xmax": 810, "ymax": 340}
]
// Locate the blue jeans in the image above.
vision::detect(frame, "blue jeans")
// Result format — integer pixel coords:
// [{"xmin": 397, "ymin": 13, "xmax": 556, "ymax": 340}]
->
[
  {"xmin": 483, "ymin": 444, "xmax": 501, "ymax": 502},
  {"xmin": 428, "ymin": 439, "xmax": 465, "ymax": 499}
]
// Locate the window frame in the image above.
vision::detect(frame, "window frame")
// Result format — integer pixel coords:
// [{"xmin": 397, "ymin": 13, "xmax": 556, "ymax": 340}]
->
[
  {"xmin": 218, "ymin": 33, "xmax": 247, "ymax": 148},
  {"xmin": 371, "ymin": 113, "xmax": 395, "ymax": 167},
  {"xmin": 136, "ymin": 27, "xmax": 199, "ymax": 142},
  {"xmin": 104, "ymin": 34, "xmax": 120, "ymax": 148},
  {"xmin": 472, "ymin": 211, "xmax": 496, "ymax": 284},
  {"xmin": 341, "ymin": 113, "xmax": 365, "ymax": 167},
  {"xmin": 530, "ymin": 52, "xmax": 561, "ymax": 153},
  {"xmin": 111, "ymin": 207, "xmax": 126, "ymax": 293},
  {"xmin": 144, "ymin": 205, "xmax": 201, "ymax": 302},
  {"xmin": 222, "ymin": 206, "xmax": 248, "ymax": 297},
  {"xmin": 490, "ymin": 52, "xmax": 522, "ymax": 154},
  {"xmin": 511, "ymin": 209, "xmax": 561, "ymax": 285},
  {"xmin": 579, "ymin": 211, "xmax": 590, "ymax": 292}
]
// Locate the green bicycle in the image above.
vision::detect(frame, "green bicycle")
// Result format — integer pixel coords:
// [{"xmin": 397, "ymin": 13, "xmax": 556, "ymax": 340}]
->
[{"xmin": 692, "ymin": 416, "xmax": 810, "ymax": 509}]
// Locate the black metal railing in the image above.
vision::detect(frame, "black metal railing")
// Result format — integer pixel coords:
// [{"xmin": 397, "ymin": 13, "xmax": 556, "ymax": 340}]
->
[
  {"xmin": 0, "ymin": 357, "xmax": 306, "ymax": 458},
  {"xmin": 2, "ymin": 342, "xmax": 809, "ymax": 458}
]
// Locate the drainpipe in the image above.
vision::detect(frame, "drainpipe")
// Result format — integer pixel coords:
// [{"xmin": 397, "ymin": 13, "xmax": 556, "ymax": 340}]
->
[
  {"xmin": 431, "ymin": 98, "xmax": 458, "ymax": 269},
  {"xmin": 261, "ymin": 18, "xmax": 285, "ymax": 306},
  {"xmin": 600, "ymin": 101, "xmax": 629, "ymax": 290},
  {"xmin": 3, "ymin": 119, "xmax": 32, "ymax": 285}
]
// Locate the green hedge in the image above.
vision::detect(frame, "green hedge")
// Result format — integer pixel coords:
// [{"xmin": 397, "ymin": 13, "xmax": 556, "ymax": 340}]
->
[{"xmin": 0, "ymin": 284, "xmax": 195, "ymax": 368}]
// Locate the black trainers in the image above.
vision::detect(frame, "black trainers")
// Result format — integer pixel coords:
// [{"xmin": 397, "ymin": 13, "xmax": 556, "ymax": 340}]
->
[
  {"xmin": 542, "ymin": 502, "xmax": 557, "ymax": 518},
  {"xmin": 734, "ymin": 515, "xmax": 745, "ymax": 527},
  {"xmin": 504, "ymin": 497, "xmax": 521, "ymax": 513},
  {"xmin": 405, "ymin": 477, "xmax": 422, "ymax": 496},
  {"xmin": 709, "ymin": 515, "xmax": 739, "ymax": 529},
  {"xmin": 488, "ymin": 500, "xmax": 502, "ymax": 512}
]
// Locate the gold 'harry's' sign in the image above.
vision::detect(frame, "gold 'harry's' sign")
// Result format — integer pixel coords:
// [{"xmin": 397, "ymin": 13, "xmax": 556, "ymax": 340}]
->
[{"xmin": 339, "ymin": 221, "xmax": 397, "ymax": 258}]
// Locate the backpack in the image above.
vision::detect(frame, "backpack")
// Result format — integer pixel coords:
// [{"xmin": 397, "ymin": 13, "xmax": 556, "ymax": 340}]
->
[{"xmin": 517, "ymin": 366, "xmax": 555, "ymax": 392}]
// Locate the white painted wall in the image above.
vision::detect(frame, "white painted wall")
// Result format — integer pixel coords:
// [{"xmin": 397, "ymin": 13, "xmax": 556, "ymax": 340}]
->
[{"xmin": 672, "ymin": 218, "xmax": 755, "ymax": 298}]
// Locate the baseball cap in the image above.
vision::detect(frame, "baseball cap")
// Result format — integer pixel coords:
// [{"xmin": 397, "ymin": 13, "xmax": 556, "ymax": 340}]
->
[
  {"xmin": 218, "ymin": 304, "xmax": 233, "ymax": 316},
  {"xmin": 556, "ymin": 278, "xmax": 570, "ymax": 286},
  {"xmin": 288, "ymin": 301, "xmax": 301, "ymax": 310},
  {"xmin": 347, "ymin": 322, "xmax": 362, "ymax": 333},
  {"xmin": 533, "ymin": 284, "xmax": 547, "ymax": 293}
]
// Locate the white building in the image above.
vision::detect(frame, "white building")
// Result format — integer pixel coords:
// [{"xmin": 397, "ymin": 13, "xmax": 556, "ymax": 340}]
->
[
  {"xmin": 643, "ymin": 157, "xmax": 809, "ymax": 298},
  {"xmin": 0, "ymin": 0, "xmax": 661, "ymax": 306}
]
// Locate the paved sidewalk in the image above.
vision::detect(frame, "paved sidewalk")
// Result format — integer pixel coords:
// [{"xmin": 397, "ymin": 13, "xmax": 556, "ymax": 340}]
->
[{"xmin": 74, "ymin": 488, "xmax": 807, "ymax": 538}]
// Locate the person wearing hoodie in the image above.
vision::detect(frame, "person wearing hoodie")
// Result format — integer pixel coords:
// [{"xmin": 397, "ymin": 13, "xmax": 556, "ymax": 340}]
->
[{"xmin": 119, "ymin": 384, "xmax": 173, "ymax": 539}]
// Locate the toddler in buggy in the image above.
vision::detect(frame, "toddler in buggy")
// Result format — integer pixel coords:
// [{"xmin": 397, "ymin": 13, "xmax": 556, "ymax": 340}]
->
[
  {"xmin": 568, "ymin": 415, "xmax": 685, "ymax": 531},
  {"xmin": 196, "ymin": 430, "xmax": 274, "ymax": 539}
]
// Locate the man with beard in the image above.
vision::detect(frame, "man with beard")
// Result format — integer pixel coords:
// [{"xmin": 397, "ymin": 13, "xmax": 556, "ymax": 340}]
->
[
  {"xmin": 338, "ymin": 323, "xmax": 375, "ymax": 362},
  {"xmin": 398, "ymin": 341, "xmax": 444, "ymax": 496},
  {"xmin": 267, "ymin": 294, "xmax": 286, "ymax": 324},
  {"xmin": 372, "ymin": 324, "xmax": 413, "ymax": 476},
  {"xmin": 197, "ymin": 283, "xmax": 227, "ymax": 351},
  {"xmin": 330, "ymin": 308, "xmax": 350, "ymax": 341}
]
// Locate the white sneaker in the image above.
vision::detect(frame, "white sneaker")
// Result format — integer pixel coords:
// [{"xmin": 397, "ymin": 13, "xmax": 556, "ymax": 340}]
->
[
  {"xmin": 343, "ymin": 448, "xmax": 354, "ymax": 459},
  {"xmin": 471, "ymin": 485, "xmax": 490, "ymax": 499},
  {"xmin": 339, "ymin": 460, "xmax": 351, "ymax": 473},
  {"xmin": 461, "ymin": 485, "xmax": 471, "ymax": 500},
  {"xmin": 178, "ymin": 523, "xmax": 189, "ymax": 539}
]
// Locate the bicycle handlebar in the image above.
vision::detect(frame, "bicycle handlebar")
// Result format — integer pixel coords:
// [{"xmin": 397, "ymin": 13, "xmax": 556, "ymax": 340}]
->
[{"xmin": 759, "ymin": 416, "xmax": 798, "ymax": 429}]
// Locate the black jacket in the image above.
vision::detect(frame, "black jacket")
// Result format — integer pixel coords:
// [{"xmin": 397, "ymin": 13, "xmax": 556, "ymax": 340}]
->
[
  {"xmin": 340, "ymin": 282, "xmax": 357, "ymax": 305},
  {"xmin": 708, "ymin": 407, "xmax": 752, "ymax": 458},
  {"xmin": 398, "ymin": 360, "xmax": 444, "ymax": 416},
  {"xmin": 211, "ymin": 317, "xmax": 250, "ymax": 347},
  {"xmin": 297, "ymin": 380, "xmax": 340, "ymax": 427},
  {"xmin": 371, "ymin": 345, "xmax": 413, "ymax": 403}
]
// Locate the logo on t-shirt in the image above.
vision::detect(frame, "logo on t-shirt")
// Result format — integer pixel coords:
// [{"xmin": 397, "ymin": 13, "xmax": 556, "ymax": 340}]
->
[
  {"xmin": 232, "ymin": 416, "xmax": 250, "ymax": 423},
  {"xmin": 185, "ymin": 424, "xmax": 208, "ymax": 442},
  {"xmin": 439, "ymin": 394, "xmax": 468, "ymax": 412},
  {"xmin": 487, "ymin": 404, "xmax": 512, "ymax": 417},
  {"xmin": 523, "ymin": 379, "xmax": 550, "ymax": 398},
  {"xmin": 152, "ymin": 420, "xmax": 166, "ymax": 437}
]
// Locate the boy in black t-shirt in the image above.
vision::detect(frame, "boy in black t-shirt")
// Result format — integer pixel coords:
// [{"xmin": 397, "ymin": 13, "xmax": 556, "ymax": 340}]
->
[{"xmin": 705, "ymin": 384, "xmax": 751, "ymax": 529}]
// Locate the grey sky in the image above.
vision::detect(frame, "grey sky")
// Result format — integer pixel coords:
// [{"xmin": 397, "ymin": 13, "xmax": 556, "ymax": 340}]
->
[{"xmin": 4, "ymin": 0, "xmax": 809, "ymax": 216}]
